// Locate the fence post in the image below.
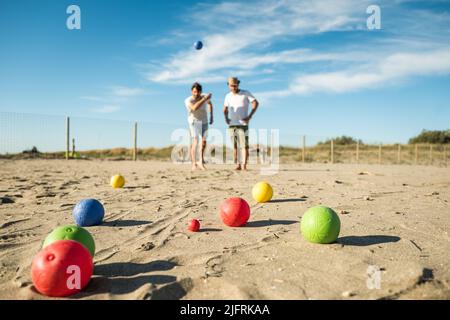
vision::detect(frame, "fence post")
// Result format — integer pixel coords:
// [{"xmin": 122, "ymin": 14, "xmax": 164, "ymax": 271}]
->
[
  {"xmin": 66, "ymin": 117, "xmax": 70, "ymax": 160},
  {"xmin": 397, "ymin": 144, "xmax": 401, "ymax": 164},
  {"xmin": 331, "ymin": 139, "xmax": 334, "ymax": 164},
  {"xmin": 378, "ymin": 143, "xmax": 382, "ymax": 164},
  {"xmin": 429, "ymin": 144, "xmax": 433, "ymax": 165},
  {"xmin": 302, "ymin": 135, "xmax": 306, "ymax": 163},
  {"xmin": 415, "ymin": 144, "xmax": 418, "ymax": 165},
  {"xmin": 133, "ymin": 122, "xmax": 138, "ymax": 161},
  {"xmin": 72, "ymin": 138, "xmax": 75, "ymax": 159}
]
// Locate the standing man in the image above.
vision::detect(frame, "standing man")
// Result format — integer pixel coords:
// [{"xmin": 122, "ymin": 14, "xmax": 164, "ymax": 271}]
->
[
  {"xmin": 223, "ymin": 77, "xmax": 259, "ymax": 171},
  {"xmin": 185, "ymin": 82, "xmax": 213, "ymax": 170}
]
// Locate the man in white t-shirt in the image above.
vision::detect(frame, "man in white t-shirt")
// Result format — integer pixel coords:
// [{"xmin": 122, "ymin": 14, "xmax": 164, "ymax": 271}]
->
[
  {"xmin": 184, "ymin": 82, "xmax": 213, "ymax": 170},
  {"xmin": 223, "ymin": 77, "xmax": 259, "ymax": 171}
]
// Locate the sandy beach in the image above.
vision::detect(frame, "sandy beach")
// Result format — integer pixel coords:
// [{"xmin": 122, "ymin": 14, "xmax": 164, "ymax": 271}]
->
[{"xmin": 0, "ymin": 159, "xmax": 449, "ymax": 300}]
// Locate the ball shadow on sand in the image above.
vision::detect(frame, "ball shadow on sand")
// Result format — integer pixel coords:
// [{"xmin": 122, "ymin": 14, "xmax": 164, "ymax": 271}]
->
[
  {"xmin": 102, "ymin": 220, "xmax": 151, "ymax": 227},
  {"xmin": 246, "ymin": 220, "xmax": 298, "ymax": 228},
  {"xmin": 199, "ymin": 228, "xmax": 222, "ymax": 232},
  {"xmin": 73, "ymin": 274, "xmax": 177, "ymax": 297},
  {"xmin": 336, "ymin": 235, "xmax": 401, "ymax": 246},
  {"xmin": 94, "ymin": 260, "xmax": 177, "ymax": 277},
  {"xmin": 70, "ymin": 260, "xmax": 179, "ymax": 297},
  {"xmin": 268, "ymin": 198, "xmax": 307, "ymax": 203}
]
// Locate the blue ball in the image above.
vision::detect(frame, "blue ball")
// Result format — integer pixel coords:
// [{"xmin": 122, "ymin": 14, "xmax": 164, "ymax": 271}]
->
[
  {"xmin": 73, "ymin": 199, "xmax": 104, "ymax": 227},
  {"xmin": 194, "ymin": 41, "xmax": 203, "ymax": 50}
]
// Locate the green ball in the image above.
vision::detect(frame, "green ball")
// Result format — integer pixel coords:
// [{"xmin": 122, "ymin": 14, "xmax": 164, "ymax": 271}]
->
[
  {"xmin": 300, "ymin": 206, "xmax": 340, "ymax": 244},
  {"xmin": 43, "ymin": 225, "xmax": 95, "ymax": 256}
]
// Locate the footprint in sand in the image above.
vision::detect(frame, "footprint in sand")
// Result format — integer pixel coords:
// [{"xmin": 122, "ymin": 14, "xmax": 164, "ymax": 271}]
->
[
  {"xmin": 205, "ymin": 255, "xmax": 224, "ymax": 278},
  {"xmin": 0, "ymin": 230, "xmax": 37, "ymax": 242},
  {"xmin": 138, "ymin": 242, "xmax": 155, "ymax": 251},
  {"xmin": 35, "ymin": 192, "xmax": 57, "ymax": 199},
  {"xmin": 0, "ymin": 218, "xmax": 30, "ymax": 229}
]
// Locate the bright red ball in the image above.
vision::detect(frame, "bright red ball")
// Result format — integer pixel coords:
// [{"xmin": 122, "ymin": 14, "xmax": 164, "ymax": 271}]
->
[
  {"xmin": 31, "ymin": 240, "xmax": 93, "ymax": 297},
  {"xmin": 188, "ymin": 219, "xmax": 200, "ymax": 232},
  {"xmin": 220, "ymin": 197, "xmax": 250, "ymax": 227}
]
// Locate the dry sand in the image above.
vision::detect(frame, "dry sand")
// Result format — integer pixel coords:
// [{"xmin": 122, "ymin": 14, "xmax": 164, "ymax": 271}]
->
[{"xmin": 0, "ymin": 159, "xmax": 449, "ymax": 300}]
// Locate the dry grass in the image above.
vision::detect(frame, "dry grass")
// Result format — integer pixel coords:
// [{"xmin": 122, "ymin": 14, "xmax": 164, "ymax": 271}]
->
[{"xmin": 1, "ymin": 144, "xmax": 448, "ymax": 166}]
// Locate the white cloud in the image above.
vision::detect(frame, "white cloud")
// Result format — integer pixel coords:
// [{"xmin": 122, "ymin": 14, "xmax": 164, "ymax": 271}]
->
[
  {"xmin": 257, "ymin": 48, "xmax": 450, "ymax": 99},
  {"xmin": 83, "ymin": 86, "xmax": 148, "ymax": 114},
  {"xmin": 146, "ymin": 0, "xmax": 369, "ymax": 84},
  {"xmin": 92, "ymin": 105, "xmax": 121, "ymax": 113},
  {"xmin": 80, "ymin": 96, "xmax": 105, "ymax": 102},
  {"xmin": 110, "ymin": 86, "xmax": 146, "ymax": 97},
  {"xmin": 142, "ymin": 0, "xmax": 450, "ymax": 104}
]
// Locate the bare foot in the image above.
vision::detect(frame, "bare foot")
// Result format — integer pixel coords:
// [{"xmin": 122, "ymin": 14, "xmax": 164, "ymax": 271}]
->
[
  {"xmin": 242, "ymin": 165, "xmax": 248, "ymax": 171},
  {"xmin": 235, "ymin": 164, "xmax": 242, "ymax": 170},
  {"xmin": 191, "ymin": 163, "xmax": 198, "ymax": 171},
  {"xmin": 199, "ymin": 163, "xmax": 207, "ymax": 170}
]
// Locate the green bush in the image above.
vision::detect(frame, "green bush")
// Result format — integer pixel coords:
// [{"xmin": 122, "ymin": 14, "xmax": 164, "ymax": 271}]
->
[
  {"xmin": 408, "ymin": 130, "xmax": 450, "ymax": 144},
  {"xmin": 318, "ymin": 136, "xmax": 363, "ymax": 145}
]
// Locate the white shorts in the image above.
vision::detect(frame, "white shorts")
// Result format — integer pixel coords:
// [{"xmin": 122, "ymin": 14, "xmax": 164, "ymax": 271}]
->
[{"xmin": 188, "ymin": 120, "xmax": 208, "ymax": 140}]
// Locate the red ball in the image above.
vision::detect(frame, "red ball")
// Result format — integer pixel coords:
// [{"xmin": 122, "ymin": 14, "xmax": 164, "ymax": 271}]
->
[
  {"xmin": 220, "ymin": 197, "xmax": 250, "ymax": 227},
  {"xmin": 31, "ymin": 240, "xmax": 93, "ymax": 297},
  {"xmin": 188, "ymin": 219, "xmax": 200, "ymax": 232}
]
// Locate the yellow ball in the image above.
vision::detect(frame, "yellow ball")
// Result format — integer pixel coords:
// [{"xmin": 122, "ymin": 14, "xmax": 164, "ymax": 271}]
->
[
  {"xmin": 252, "ymin": 182, "xmax": 273, "ymax": 203},
  {"xmin": 110, "ymin": 175, "xmax": 125, "ymax": 188}
]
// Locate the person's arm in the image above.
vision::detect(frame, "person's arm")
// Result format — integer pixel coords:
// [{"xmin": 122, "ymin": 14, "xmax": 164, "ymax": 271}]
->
[
  {"xmin": 247, "ymin": 99, "xmax": 259, "ymax": 121},
  {"xmin": 189, "ymin": 93, "xmax": 211, "ymax": 111},
  {"xmin": 208, "ymin": 101, "xmax": 214, "ymax": 125},
  {"xmin": 223, "ymin": 95, "xmax": 230, "ymax": 124},
  {"xmin": 242, "ymin": 94, "xmax": 259, "ymax": 122},
  {"xmin": 223, "ymin": 105, "xmax": 230, "ymax": 125}
]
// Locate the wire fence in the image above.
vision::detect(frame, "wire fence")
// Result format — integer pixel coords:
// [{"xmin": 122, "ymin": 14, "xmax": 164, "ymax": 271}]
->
[{"xmin": 0, "ymin": 112, "xmax": 448, "ymax": 166}]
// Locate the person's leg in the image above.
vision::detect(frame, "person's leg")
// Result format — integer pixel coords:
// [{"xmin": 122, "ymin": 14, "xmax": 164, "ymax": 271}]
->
[
  {"xmin": 234, "ymin": 142, "xmax": 240, "ymax": 169},
  {"xmin": 234, "ymin": 131, "xmax": 241, "ymax": 170},
  {"xmin": 199, "ymin": 123, "xmax": 208, "ymax": 170},
  {"xmin": 243, "ymin": 127, "xmax": 249, "ymax": 170},
  {"xmin": 189, "ymin": 122, "xmax": 200, "ymax": 170},
  {"xmin": 190, "ymin": 137, "xmax": 198, "ymax": 170},
  {"xmin": 236, "ymin": 127, "xmax": 248, "ymax": 170},
  {"xmin": 243, "ymin": 146, "xmax": 249, "ymax": 170},
  {"xmin": 201, "ymin": 138, "xmax": 207, "ymax": 166},
  {"xmin": 228, "ymin": 127, "xmax": 241, "ymax": 170}
]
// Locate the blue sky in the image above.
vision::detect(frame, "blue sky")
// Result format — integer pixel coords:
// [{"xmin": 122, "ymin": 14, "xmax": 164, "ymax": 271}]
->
[{"xmin": 1, "ymin": 0, "xmax": 450, "ymax": 151}]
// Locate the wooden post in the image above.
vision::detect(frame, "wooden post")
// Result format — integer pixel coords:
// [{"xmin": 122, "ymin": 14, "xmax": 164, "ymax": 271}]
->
[
  {"xmin": 378, "ymin": 143, "xmax": 382, "ymax": 164},
  {"xmin": 429, "ymin": 144, "xmax": 433, "ymax": 165},
  {"xmin": 302, "ymin": 135, "xmax": 306, "ymax": 163},
  {"xmin": 397, "ymin": 144, "xmax": 401, "ymax": 164},
  {"xmin": 133, "ymin": 122, "xmax": 137, "ymax": 161},
  {"xmin": 415, "ymin": 144, "xmax": 418, "ymax": 165},
  {"xmin": 72, "ymin": 138, "xmax": 75, "ymax": 159},
  {"xmin": 66, "ymin": 117, "xmax": 70, "ymax": 160},
  {"xmin": 356, "ymin": 141, "xmax": 359, "ymax": 164},
  {"xmin": 330, "ymin": 139, "xmax": 334, "ymax": 164}
]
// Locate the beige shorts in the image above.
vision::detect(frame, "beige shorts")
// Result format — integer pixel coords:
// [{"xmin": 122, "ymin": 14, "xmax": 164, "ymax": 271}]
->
[{"xmin": 228, "ymin": 125, "xmax": 249, "ymax": 149}]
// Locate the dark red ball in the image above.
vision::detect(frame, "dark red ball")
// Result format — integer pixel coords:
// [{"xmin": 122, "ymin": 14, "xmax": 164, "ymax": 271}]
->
[
  {"xmin": 31, "ymin": 240, "xmax": 93, "ymax": 297},
  {"xmin": 188, "ymin": 219, "xmax": 200, "ymax": 232},
  {"xmin": 220, "ymin": 197, "xmax": 250, "ymax": 227}
]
